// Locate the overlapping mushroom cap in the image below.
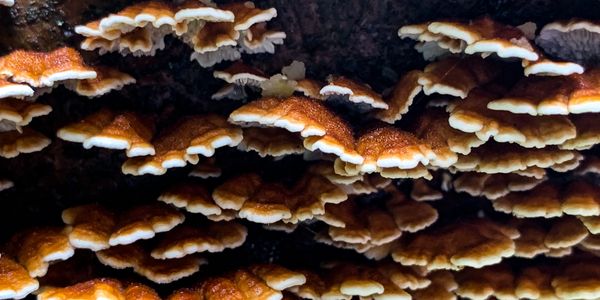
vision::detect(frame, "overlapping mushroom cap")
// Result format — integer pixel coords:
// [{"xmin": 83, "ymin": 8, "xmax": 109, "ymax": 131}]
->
[
  {"xmin": 409, "ymin": 270, "xmax": 457, "ymax": 300},
  {"xmin": 0, "ymin": 255, "xmax": 39, "ymax": 300},
  {"xmin": 97, "ymin": 243, "xmax": 206, "ymax": 284},
  {"xmin": 63, "ymin": 203, "xmax": 186, "ymax": 251},
  {"xmin": 211, "ymin": 171, "xmax": 347, "ymax": 224},
  {"xmin": 511, "ymin": 218, "xmax": 590, "ymax": 258},
  {"xmin": 0, "ymin": 48, "xmax": 133, "ymax": 101},
  {"xmin": 70, "ymin": 66, "xmax": 136, "ymax": 97},
  {"xmin": 123, "ymin": 114, "xmax": 243, "ymax": 175},
  {"xmin": 229, "ymin": 96, "xmax": 362, "ymax": 164},
  {"xmin": 158, "ymin": 182, "xmax": 222, "ymax": 217},
  {"xmin": 187, "ymin": 2, "xmax": 281, "ymax": 67},
  {"xmin": 448, "ymin": 87, "xmax": 577, "ymax": 148},
  {"xmin": 213, "ymin": 60, "xmax": 268, "ymax": 86},
  {"xmin": 240, "ymin": 22, "xmax": 286, "ymax": 54},
  {"xmin": 334, "ymin": 125, "xmax": 436, "ymax": 179},
  {"xmin": 62, "ymin": 204, "xmax": 117, "ymax": 251},
  {"xmin": 399, "ymin": 17, "xmax": 584, "ymax": 76},
  {"xmin": 75, "ymin": 0, "xmax": 234, "ymax": 49},
  {"xmin": 0, "ymin": 99, "xmax": 51, "ymax": 127},
  {"xmin": 488, "ymin": 68, "xmax": 600, "ymax": 115},
  {"xmin": 453, "ymin": 171, "xmax": 546, "ymax": 200},
  {"xmin": 288, "ymin": 263, "xmax": 424, "ymax": 300},
  {"xmin": 37, "ymin": 278, "xmax": 159, "ymax": 300},
  {"xmin": 561, "ymin": 114, "xmax": 600, "ymax": 150},
  {"xmin": 410, "ymin": 108, "xmax": 484, "ymax": 163},
  {"xmin": 238, "ymin": 127, "xmax": 304, "ymax": 157},
  {"xmin": 0, "ymin": 128, "xmax": 51, "ymax": 158},
  {"xmin": 392, "ymin": 219, "xmax": 519, "ymax": 270},
  {"xmin": 57, "ymin": 109, "xmax": 156, "ymax": 157},
  {"xmin": 454, "ymin": 264, "xmax": 517, "ymax": 300},
  {"xmin": 169, "ymin": 264, "xmax": 305, "ymax": 300},
  {"xmin": 411, "ymin": 178, "xmax": 443, "ymax": 201},
  {"xmin": 0, "ymin": 47, "xmax": 96, "ymax": 88},
  {"xmin": 150, "ymin": 221, "xmax": 247, "ymax": 259},
  {"xmin": 316, "ymin": 190, "xmax": 437, "ymax": 251},
  {"xmin": 417, "ymin": 56, "xmax": 499, "ymax": 99},
  {"xmin": 0, "ymin": 78, "xmax": 33, "ymax": 99},
  {"xmin": 6, "ymin": 228, "xmax": 75, "ymax": 278},
  {"xmin": 451, "ymin": 143, "xmax": 577, "ymax": 174},
  {"xmin": 493, "ymin": 180, "xmax": 600, "ymax": 218},
  {"xmin": 320, "ymin": 75, "xmax": 388, "ymax": 109},
  {"xmin": 76, "ymin": 1, "xmax": 283, "ymax": 66},
  {"xmin": 375, "ymin": 70, "xmax": 423, "ymax": 123},
  {"xmin": 108, "ymin": 203, "xmax": 185, "ymax": 246}
]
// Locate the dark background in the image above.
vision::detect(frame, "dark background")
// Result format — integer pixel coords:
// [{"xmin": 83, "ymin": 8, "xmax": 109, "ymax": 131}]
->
[{"xmin": 1, "ymin": 0, "xmax": 599, "ymax": 296}]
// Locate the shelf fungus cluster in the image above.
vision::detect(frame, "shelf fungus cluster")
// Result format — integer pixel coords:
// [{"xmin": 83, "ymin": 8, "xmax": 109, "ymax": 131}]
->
[
  {"xmin": 75, "ymin": 1, "xmax": 285, "ymax": 67},
  {"xmin": 2, "ymin": 3, "xmax": 600, "ymax": 300},
  {"xmin": 0, "ymin": 47, "xmax": 134, "ymax": 158}
]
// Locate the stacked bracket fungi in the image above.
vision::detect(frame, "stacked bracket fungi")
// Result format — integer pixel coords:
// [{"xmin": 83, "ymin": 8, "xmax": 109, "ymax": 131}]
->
[
  {"xmin": 3, "ymin": 4, "xmax": 600, "ymax": 299},
  {"xmin": 0, "ymin": 47, "xmax": 134, "ymax": 158},
  {"xmin": 398, "ymin": 17, "xmax": 585, "ymax": 76},
  {"xmin": 75, "ymin": 1, "xmax": 285, "ymax": 67}
]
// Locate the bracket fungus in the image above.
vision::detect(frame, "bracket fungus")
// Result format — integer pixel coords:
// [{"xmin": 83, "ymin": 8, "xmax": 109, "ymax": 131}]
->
[
  {"xmin": 97, "ymin": 244, "xmax": 206, "ymax": 284},
  {"xmin": 375, "ymin": 70, "xmax": 423, "ymax": 123},
  {"xmin": 0, "ymin": 79, "xmax": 33, "ymax": 99},
  {"xmin": 0, "ymin": 256, "xmax": 39, "ymax": 300},
  {"xmin": 410, "ymin": 271, "xmax": 457, "ymax": 300},
  {"xmin": 448, "ymin": 88, "xmax": 577, "ymax": 148},
  {"xmin": 317, "ymin": 191, "xmax": 437, "ymax": 247},
  {"xmin": 418, "ymin": 57, "xmax": 499, "ymax": 99},
  {"xmin": 288, "ymin": 263, "xmax": 418, "ymax": 300},
  {"xmin": 238, "ymin": 127, "xmax": 305, "ymax": 157},
  {"xmin": 0, "ymin": 128, "xmax": 51, "ymax": 158},
  {"xmin": 400, "ymin": 17, "xmax": 585, "ymax": 76},
  {"xmin": 6, "ymin": 228, "xmax": 75, "ymax": 278},
  {"xmin": 392, "ymin": 219, "xmax": 518, "ymax": 270},
  {"xmin": 57, "ymin": 110, "xmax": 156, "ymax": 157},
  {"xmin": 488, "ymin": 69, "xmax": 600, "ymax": 115},
  {"xmin": 76, "ymin": 1, "xmax": 283, "ymax": 67},
  {"xmin": 333, "ymin": 125, "xmax": 436, "ymax": 179},
  {"xmin": 453, "ymin": 172, "xmax": 545, "ymax": 200},
  {"xmin": 320, "ymin": 75, "xmax": 388, "ymax": 109},
  {"xmin": 0, "ymin": 47, "xmax": 96, "ymax": 88},
  {"xmin": 108, "ymin": 203, "xmax": 185, "ymax": 246},
  {"xmin": 452, "ymin": 143, "xmax": 577, "ymax": 174},
  {"xmin": 150, "ymin": 221, "xmax": 247, "ymax": 259},
  {"xmin": 169, "ymin": 264, "xmax": 305, "ymax": 300},
  {"xmin": 211, "ymin": 171, "xmax": 347, "ymax": 224},
  {"xmin": 70, "ymin": 66, "xmax": 136, "ymax": 98},
  {"xmin": 0, "ymin": 99, "xmax": 51, "ymax": 128},
  {"xmin": 411, "ymin": 178, "xmax": 443, "ymax": 201},
  {"xmin": 62, "ymin": 204, "xmax": 117, "ymax": 251},
  {"xmin": 122, "ymin": 114, "xmax": 243, "ymax": 175},
  {"xmin": 229, "ymin": 96, "xmax": 362, "ymax": 165},
  {"xmin": 454, "ymin": 264, "xmax": 517, "ymax": 300},
  {"xmin": 493, "ymin": 180, "xmax": 600, "ymax": 218},
  {"xmin": 37, "ymin": 279, "xmax": 159, "ymax": 300},
  {"xmin": 3, "ymin": 4, "xmax": 600, "ymax": 300}
]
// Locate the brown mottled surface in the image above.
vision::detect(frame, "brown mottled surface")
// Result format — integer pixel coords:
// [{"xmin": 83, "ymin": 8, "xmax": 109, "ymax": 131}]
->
[
  {"xmin": 1, "ymin": 0, "xmax": 600, "ymax": 297},
  {"xmin": 0, "ymin": 47, "xmax": 94, "ymax": 86}
]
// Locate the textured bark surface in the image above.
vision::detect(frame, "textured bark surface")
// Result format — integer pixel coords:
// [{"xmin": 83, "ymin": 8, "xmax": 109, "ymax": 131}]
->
[{"xmin": 0, "ymin": 0, "xmax": 599, "ymax": 292}]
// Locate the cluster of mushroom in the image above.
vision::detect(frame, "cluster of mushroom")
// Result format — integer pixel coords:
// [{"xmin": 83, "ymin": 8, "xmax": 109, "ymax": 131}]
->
[
  {"xmin": 2, "ymin": 4, "xmax": 600, "ymax": 300},
  {"xmin": 75, "ymin": 0, "xmax": 285, "ymax": 67},
  {"xmin": 0, "ymin": 47, "xmax": 135, "ymax": 158},
  {"xmin": 0, "ymin": 199, "xmax": 248, "ymax": 298}
]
